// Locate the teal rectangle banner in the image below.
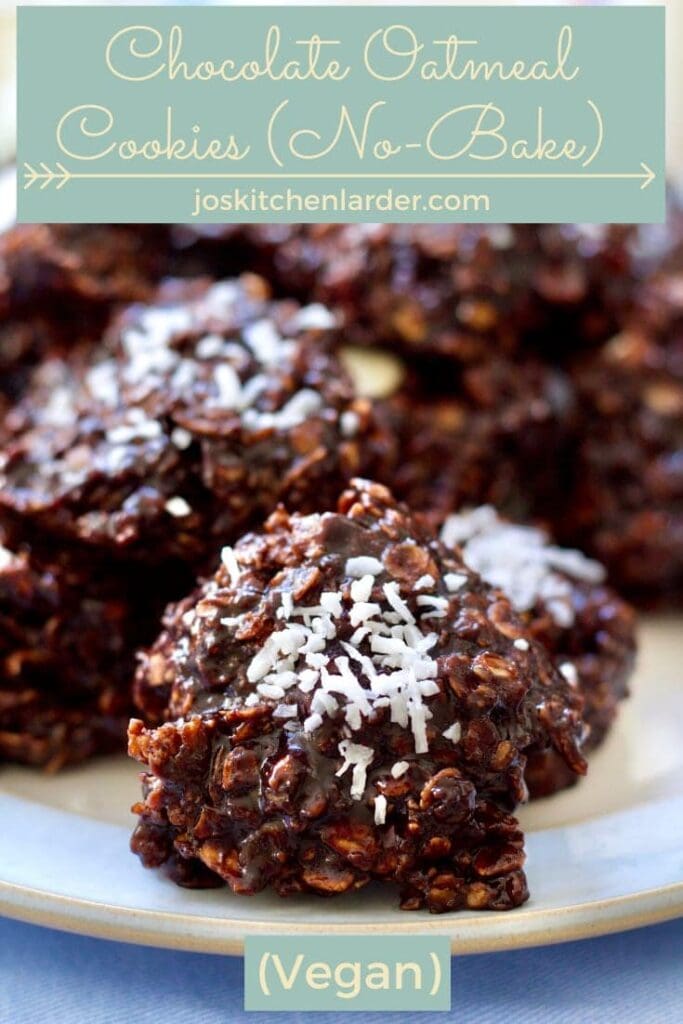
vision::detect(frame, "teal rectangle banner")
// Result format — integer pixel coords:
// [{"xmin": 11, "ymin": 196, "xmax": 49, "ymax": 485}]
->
[
  {"xmin": 244, "ymin": 935, "xmax": 451, "ymax": 1011},
  {"xmin": 17, "ymin": 5, "xmax": 665, "ymax": 223}
]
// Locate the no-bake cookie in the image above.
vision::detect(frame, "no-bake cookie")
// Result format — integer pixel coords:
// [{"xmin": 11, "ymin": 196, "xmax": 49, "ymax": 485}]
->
[
  {"xmin": 0, "ymin": 274, "xmax": 386, "ymax": 567},
  {"xmin": 130, "ymin": 480, "xmax": 586, "ymax": 912}
]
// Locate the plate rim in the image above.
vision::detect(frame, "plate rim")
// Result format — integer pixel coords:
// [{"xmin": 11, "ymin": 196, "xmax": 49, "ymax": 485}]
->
[{"xmin": 2, "ymin": 875, "xmax": 682, "ymax": 956}]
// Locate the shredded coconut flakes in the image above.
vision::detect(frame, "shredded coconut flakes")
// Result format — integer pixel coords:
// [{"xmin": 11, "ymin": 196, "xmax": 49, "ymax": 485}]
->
[
  {"xmin": 106, "ymin": 416, "xmax": 162, "ymax": 445},
  {"xmin": 220, "ymin": 546, "xmax": 242, "ymax": 587},
  {"xmin": 345, "ymin": 556, "xmax": 384, "ymax": 578},
  {"xmin": 119, "ymin": 286, "xmax": 338, "ymax": 434},
  {"xmin": 170, "ymin": 427, "xmax": 193, "ymax": 450},
  {"xmin": 444, "ymin": 572, "xmax": 467, "ymax": 592},
  {"xmin": 414, "ymin": 574, "xmax": 436, "ymax": 591},
  {"xmin": 441, "ymin": 506, "xmax": 605, "ymax": 628},
  {"xmin": 560, "ymin": 661, "xmax": 579, "ymax": 687},
  {"xmin": 443, "ymin": 722, "xmax": 462, "ymax": 744},
  {"xmin": 239, "ymin": 557, "xmax": 449, "ymax": 798},
  {"xmin": 165, "ymin": 496, "xmax": 192, "ymax": 518},
  {"xmin": 273, "ymin": 704, "xmax": 298, "ymax": 719},
  {"xmin": 290, "ymin": 303, "xmax": 337, "ymax": 331},
  {"xmin": 350, "ymin": 574, "xmax": 374, "ymax": 603},
  {"xmin": 336, "ymin": 740, "xmax": 375, "ymax": 799},
  {"xmin": 340, "ymin": 410, "xmax": 360, "ymax": 438},
  {"xmin": 0, "ymin": 545, "xmax": 16, "ymax": 571}
]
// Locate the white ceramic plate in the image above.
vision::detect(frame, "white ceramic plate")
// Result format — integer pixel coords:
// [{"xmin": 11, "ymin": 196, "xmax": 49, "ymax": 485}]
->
[{"xmin": 0, "ymin": 615, "xmax": 682, "ymax": 954}]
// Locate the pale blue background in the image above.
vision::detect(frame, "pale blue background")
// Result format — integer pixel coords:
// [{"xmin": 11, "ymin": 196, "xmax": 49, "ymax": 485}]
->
[{"xmin": 1, "ymin": 915, "xmax": 682, "ymax": 1023}]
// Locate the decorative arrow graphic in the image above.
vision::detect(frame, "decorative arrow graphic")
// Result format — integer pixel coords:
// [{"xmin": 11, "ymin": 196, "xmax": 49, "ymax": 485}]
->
[
  {"xmin": 23, "ymin": 161, "xmax": 656, "ymax": 191},
  {"xmin": 23, "ymin": 162, "xmax": 72, "ymax": 190},
  {"xmin": 639, "ymin": 162, "xmax": 656, "ymax": 190}
]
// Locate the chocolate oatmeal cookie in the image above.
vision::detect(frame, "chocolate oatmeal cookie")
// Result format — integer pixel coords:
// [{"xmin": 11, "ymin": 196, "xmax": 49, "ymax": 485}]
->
[
  {"xmin": 130, "ymin": 480, "xmax": 586, "ymax": 912},
  {"xmin": 0, "ymin": 274, "xmax": 386, "ymax": 567}
]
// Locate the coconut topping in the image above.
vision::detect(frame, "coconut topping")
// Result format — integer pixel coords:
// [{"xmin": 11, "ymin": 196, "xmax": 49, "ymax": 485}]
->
[
  {"xmin": 441, "ymin": 505, "xmax": 605, "ymax": 628},
  {"xmin": 106, "ymin": 414, "xmax": 163, "ymax": 446},
  {"xmin": 164, "ymin": 496, "xmax": 192, "ymax": 518},
  {"xmin": 233, "ymin": 557, "xmax": 454, "ymax": 797},
  {"xmin": 443, "ymin": 722, "xmax": 462, "ymax": 744},
  {"xmin": 289, "ymin": 303, "xmax": 338, "ymax": 331},
  {"xmin": 414, "ymin": 574, "xmax": 436, "ymax": 590},
  {"xmin": 220, "ymin": 546, "xmax": 242, "ymax": 586},
  {"xmin": 170, "ymin": 427, "xmax": 193, "ymax": 450},
  {"xmin": 444, "ymin": 573, "xmax": 467, "ymax": 593},
  {"xmin": 373, "ymin": 793, "xmax": 388, "ymax": 825},
  {"xmin": 336, "ymin": 740, "xmax": 375, "ymax": 800},
  {"xmin": 0, "ymin": 544, "xmax": 16, "ymax": 571},
  {"xmin": 560, "ymin": 661, "xmax": 579, "ymax": 687},
  {"xmin": 85, "ymin": 360, "xmax": 120, "ymax": 408},
  {"xmin": 340, "ymin": 410, "xmax": 360, "ymax": 438},
  {"xmin": 118, "ymin": 282, "xmax": 337, "ymax": 434},
  {"xmin": 40, "ymin": 386, "xmax": 76, "ymax": 427},
  {"xmin": 345, "ymin": 556, "xmax": 385, "ymax": 578}
]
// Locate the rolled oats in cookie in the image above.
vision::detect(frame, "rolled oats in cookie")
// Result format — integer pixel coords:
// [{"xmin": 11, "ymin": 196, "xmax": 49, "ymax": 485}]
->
[
  {"xmin": 130, "ymin": 480, "xmax": 586, "ymax": 913},
  {"xmin": 440, "ymin": 506, "xmax": 637, "ymax": 797}
]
